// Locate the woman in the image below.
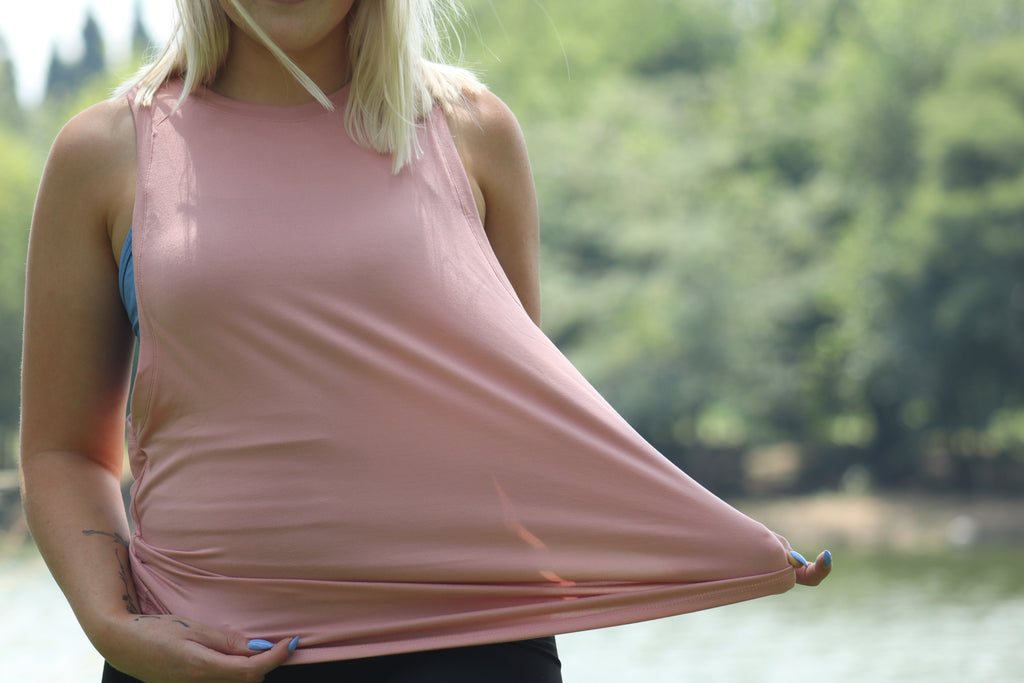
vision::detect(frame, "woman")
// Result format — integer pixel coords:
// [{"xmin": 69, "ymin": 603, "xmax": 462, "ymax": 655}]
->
[{"xmin": 20, "ymin": 1, "xmax": 831, "ymax": 681}]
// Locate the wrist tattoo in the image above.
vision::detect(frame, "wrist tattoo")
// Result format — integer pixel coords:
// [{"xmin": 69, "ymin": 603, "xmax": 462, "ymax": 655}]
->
[{"xmin": 82, "ymin": 530, "xmax": 140, "ymax": 615}]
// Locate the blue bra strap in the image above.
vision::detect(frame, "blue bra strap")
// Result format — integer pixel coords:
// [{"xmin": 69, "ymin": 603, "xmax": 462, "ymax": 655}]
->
[{"xmin": 118, "ymin": 228, "xmax": 139, "ymax": 338}]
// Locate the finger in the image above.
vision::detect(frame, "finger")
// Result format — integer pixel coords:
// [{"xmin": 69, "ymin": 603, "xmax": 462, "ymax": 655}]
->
[
  {"xmin": 245, "ymin": 637, "xmax": 298, "ymax": 674},
  {"xmin": 787, "ymin": 550, "xmax": 809, "ymax": 569},
  {"xmin": 795, "ymin": 550, "xmax": 833, "ymax": 586},
  {"xmin": 183, "ymin": 636, "xmax": 297, "ymax": 681},
  {"xmin": 248, "ymin": 636, "xmax": 300, "ymax": 656}
]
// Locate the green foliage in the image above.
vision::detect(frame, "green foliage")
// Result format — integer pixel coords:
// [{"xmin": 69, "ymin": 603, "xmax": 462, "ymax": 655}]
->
[
  {"xmin": 0, "ymin": 37, "xmax": 22, "ymax": 127},
  {"xmin": 882, "ymin": 37, "xmax": 1024, "ymax": 453},
  {"xmin": 0, "ymin": 122, "xmax": 37, "ymax": 466},
  {"xmin": 460, "ymin": 0, "xmax": 1024, "ymax": 492}
]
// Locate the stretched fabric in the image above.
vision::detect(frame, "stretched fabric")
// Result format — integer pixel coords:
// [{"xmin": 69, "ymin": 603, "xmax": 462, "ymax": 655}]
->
[{"xmin": 125, "ymin": 81, "xmax": 795, "ymax": 665}]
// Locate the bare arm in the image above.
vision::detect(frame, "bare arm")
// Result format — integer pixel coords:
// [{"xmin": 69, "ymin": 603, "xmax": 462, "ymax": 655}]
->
[
  {"xmin": 21, "ymin": 98, "xmax": 294, "ymax": 682},
  {"xmin": 448, "ymin": 90, "xmax": 542, "ymax": 325},
  {"xmin": 21, "ymin": 97, "xmax": 139, "ymax": 637}
]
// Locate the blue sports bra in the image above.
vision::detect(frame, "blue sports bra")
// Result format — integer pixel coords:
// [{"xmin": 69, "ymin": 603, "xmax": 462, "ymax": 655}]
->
[{"xmin": 119, "ymin": 228, "xmax": 139, "ymax": 337}]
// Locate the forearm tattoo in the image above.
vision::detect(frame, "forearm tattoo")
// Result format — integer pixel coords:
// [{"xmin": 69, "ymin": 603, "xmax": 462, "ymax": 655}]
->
[{"xmin": 82, "ymin": 530, "xmax": 140, "ymax": 615}]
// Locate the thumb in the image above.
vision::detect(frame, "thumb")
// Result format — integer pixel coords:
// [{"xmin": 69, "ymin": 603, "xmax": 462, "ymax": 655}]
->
[{"xmin": 246, "ymin": 637, "xmax": 301, "ymax": 669}]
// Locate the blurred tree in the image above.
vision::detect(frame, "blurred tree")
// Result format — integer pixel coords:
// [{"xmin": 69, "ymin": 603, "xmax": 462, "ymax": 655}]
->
[
  {"xmin": 44, "ymin": 47, "xmax": 76, "ymax": 101},
  {"xmin": 462, "ymin": 0, "xmax": 1024, "ymax": 492},
  {"xmin": 132, "ymin": 0, "xmax": 157, "ymax": 59},
  {"xmin": 45, "ymin": 10, "xmax": 107, "ymax": 100},
  {"xmin": 0, "ymin": 124, "xmax": 37, "ymax": 468},
  {"xmin": 0, "ymin": 35, "xmax": 21, "ymax": 127},
  {"xmin": 80, "ymin": 11, "xmax": 105, "ymax": 76},
  {"xmin": 873, "ymin": 37, "xmax": 1024, "ymax": 488}
]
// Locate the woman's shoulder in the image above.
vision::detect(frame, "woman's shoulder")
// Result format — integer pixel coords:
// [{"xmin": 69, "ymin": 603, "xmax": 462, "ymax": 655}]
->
[
  {"xmin": 38, "ymin": 95, "xmax": 136, "ymax": 246},
  {"xmin": 445, "ymin": 87, "xmax": 528, "ymax": 166},
  {"xmin": 444, "ymin": 87, "xmax": 532, "ymax": 209},
  {"xmin": 50, "ymin": 96, "xmax": 135, "ymax": 176}
]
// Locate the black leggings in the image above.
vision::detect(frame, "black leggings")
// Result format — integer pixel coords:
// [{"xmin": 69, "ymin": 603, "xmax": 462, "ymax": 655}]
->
[{"xmin": 102, "ymin": 636, "xmax": 562, "ymax": 682}]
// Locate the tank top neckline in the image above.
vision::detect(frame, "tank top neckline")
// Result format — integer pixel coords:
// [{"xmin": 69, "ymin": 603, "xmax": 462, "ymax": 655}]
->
[{"xmin": 179, "ymin": 80, "xmax": 351, "ymax": 122}]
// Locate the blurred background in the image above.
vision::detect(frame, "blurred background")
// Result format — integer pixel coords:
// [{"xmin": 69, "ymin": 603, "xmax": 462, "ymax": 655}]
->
[{"xmin": 1, "ymin": 0, "xmax": 1022, "ymax": 680}]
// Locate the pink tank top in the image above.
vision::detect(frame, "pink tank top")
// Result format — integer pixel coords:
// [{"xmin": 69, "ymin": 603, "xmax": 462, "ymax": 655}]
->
[{"xmin": 126, "ymin": 80, "xmax": 794, "ymax": 664}]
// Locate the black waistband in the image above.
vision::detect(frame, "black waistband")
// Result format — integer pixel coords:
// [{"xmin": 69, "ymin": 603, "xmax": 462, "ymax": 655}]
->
[{"xmin": 103, "ymin": 636, "xmax": 561, "ymax": 683}]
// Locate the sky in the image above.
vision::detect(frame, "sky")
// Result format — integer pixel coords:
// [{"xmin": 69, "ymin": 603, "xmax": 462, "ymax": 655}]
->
[{"xmin": 1, "ymin": 1, "xmax": 176, "ymax": 106}]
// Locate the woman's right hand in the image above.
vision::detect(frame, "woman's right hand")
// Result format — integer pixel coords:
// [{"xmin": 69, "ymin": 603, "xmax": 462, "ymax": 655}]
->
[{"xmin": 98, "ymin": 613, "xmax": 298, "ymax": 683}]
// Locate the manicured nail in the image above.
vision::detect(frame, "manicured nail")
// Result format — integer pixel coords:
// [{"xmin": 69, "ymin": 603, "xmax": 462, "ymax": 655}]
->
[
  {"xmin": 789, "ymin": 550, "xmax": 809, "ymax": 567},
  {"xmin": 288, "ymin": 636, "xmax": 300, "ymax": 653},
  {"xmin": 823, "ymin": 550, "xmax": 833, "ymax": 567},
  {"xmin": 248, "ymin": 639, "xmax": 274, "ymax": 651}
]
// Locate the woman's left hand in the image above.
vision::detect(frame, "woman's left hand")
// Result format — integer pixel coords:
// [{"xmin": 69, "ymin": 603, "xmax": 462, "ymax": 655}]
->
[{"xmin": 789, "ymin": 550, "xmax": 833, "ymax": 586}]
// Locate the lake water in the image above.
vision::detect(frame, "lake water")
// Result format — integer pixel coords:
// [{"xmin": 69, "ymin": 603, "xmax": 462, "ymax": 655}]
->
[{"xmin": 2, "ymin": 548, "xmax": 1022, "ymax": 682}]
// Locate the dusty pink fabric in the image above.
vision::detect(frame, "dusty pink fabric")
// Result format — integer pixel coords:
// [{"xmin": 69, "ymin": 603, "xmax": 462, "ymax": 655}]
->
[{"xmin": 125, "ymin": 81, "xmax": 795, "ymax": 664}]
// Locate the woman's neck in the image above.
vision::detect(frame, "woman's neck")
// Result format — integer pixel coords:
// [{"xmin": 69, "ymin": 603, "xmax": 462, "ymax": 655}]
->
[{"xmin": 210, "ymin": 22, "xmax": 350, "ymax": 105}]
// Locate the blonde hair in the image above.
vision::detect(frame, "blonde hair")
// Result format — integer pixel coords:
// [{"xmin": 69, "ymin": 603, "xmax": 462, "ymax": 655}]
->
[{"xmin": 123, "ymin": 0, "xmax": 482, "ymax": 171}]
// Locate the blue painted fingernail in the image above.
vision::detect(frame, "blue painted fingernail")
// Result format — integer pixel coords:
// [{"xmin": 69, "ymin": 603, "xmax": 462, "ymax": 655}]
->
[
  {"xmin": 790, "ymin": 550, "xmax": 809, "ymax": 567},
  {"xmin": 248, "ymin": 639, "xmax": 274, "ymax": 651},
  {"xmin": 823, "ymin": 550, "xmax": 833, "ymax": 567},
  {"xmin": 288, "ymin": 636, "xmax": 300, "ymax": 653}
]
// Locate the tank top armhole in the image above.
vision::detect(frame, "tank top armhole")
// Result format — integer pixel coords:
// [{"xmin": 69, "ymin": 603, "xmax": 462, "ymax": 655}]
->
[
  {"xmin": 124, "ymin": 84, "xmax": 162, "ymax": 436},
  {"xmin": 428, "ymin": 106, "xmax": 524, "ymax": 308}
]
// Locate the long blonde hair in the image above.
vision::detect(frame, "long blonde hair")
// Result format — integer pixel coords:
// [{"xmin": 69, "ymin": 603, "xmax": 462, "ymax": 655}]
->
[{"xmin": 123, "ymin": 0, "xmax": 482, "ymax": 170}]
